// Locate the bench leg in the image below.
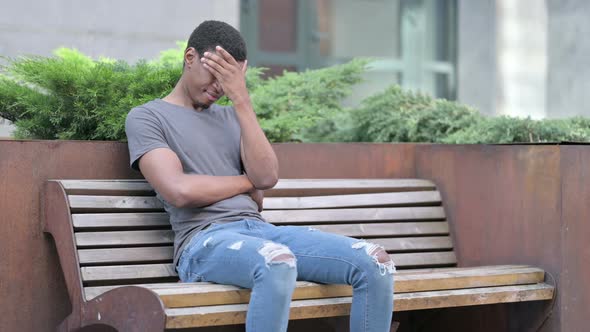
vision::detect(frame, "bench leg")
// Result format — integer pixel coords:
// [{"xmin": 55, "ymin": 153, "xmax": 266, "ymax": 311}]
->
[
  {"xmin": 57, "ymin": 312, "xmax": 82, "ymax": 332},
  {"xmin": 79, "ymin": 286, "xmax": 166, "ymax": 332}
]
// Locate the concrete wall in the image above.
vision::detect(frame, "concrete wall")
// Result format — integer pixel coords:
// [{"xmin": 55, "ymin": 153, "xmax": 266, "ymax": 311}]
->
[
  {"xmin": 0, "ymin": 0, "xmax": 239, "ymax": 62},
  {"xmin": 458, "ymin": 0, "xmax": 589, "ymax": 119},
  {"xmin": 546, "ymin": 0, "xmax": 590, "ymax": 118},
  {"xmin": 0, "ymin": 119, "xmax": 14, "ymax": 138},
  {"xmin": 457, "ymin": 1, "xmax": 497, "ymax": 116},
  {"xmin": 496, "ymin": 0, "xmax": 547, "ymax": 119},
  {"xmin": 0, "ymin": 0, "xmax": 240, "ymax": 136}
]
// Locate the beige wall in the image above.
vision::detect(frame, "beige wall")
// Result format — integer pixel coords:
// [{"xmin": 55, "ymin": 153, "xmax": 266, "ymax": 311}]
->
[
  {"xmin": 0, "ymin": 119, "xmax": 14, "ymax": 138},
  {"xmin": 0, "ymin": 0, "xmax": 240, "ymax": 136},
  {"xmin": 496, "ymin": 0, "xmax": 547, "ymax": 119},
  {"xmin": 458, "ymin": 0, "xmax": 590, "ymax": 119},
  {"xmin": 0, "ymin": 0, "xmax": 239, "ymax": 62}
]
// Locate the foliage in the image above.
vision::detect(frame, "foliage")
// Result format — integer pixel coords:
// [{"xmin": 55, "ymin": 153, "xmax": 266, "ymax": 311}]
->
[
  {"xmin": 1, "ymin": 45, "xmax": 589, "ymax": 144},
  {"xmin": 0, "ymin": 46, "xmax": 366, "ymax": 142},
  {"xmin": 335, "ymin": 86, "xmax": 482, "ymax": 143},
  {"xmin": 443, "ymin": 116, "xmax": 590, "ymax": 144},
  {"xmin": 319, "ymin": 85, "xmax": 590, "ymax": 144},
  {"xmin": 251, "ymin": 58, "xmax": 367, "ymax": 142},
  {"xmin": 1, "ymin": 48, "xmax": 180, "ymax": 140}
]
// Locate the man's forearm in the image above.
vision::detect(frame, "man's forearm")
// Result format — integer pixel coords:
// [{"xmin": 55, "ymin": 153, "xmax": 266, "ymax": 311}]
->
[
  {"xmin": 172, "ymin": 174, "xmax": 253, "ymax": 208},
  {"xmin": 234, "ymin": 97, "xmax": 279, "ymax": 189}
]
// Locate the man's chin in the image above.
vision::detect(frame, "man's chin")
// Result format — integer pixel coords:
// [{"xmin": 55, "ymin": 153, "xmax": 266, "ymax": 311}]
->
[{"xmin": 192, "ymin": 100, "xmax": 212, "ymax": 110}]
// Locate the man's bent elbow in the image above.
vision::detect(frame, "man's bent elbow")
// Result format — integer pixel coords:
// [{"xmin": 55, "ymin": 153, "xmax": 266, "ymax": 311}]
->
[
  {"xmin": 167, "ymin": 190, "xmax": 189, "ymax": 208},
  {"xmin": 254, "ymin": 174, "xmax": 279, "ymax": 190},
  {"xmin": 166, "ymin": 181, "xmax": 194, "ymax": 208}
]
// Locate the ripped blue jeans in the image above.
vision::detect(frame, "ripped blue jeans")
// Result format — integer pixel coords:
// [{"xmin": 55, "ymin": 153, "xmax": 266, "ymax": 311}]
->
[{"xmin": 177, "ymin": 219, "xmax": 395, "ymax": 332}]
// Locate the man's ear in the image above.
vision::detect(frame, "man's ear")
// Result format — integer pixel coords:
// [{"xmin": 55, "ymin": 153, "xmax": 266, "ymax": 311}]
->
[
  {"xmin": 242, "ymin": 59, "xmax": 248, "ymax": 74},
  {"xmin": 184, "ymin": 47, "xmax": 198, "ymax": 67}
]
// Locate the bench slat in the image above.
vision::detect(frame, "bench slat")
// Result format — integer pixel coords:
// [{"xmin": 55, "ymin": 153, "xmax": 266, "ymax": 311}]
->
[
  {"xmin": 395, "ymin": 264, "xmax": 531, "ymax": 274},
  {"xmin": 268, "ymin": 179, "xmax": 436, "ymax": 196},
  {"xmin": 264, "ymin": 191, "xmax": 442, "ymax": 210},
  {"xmin": 164, "ymin": 283, "xmax": 555, "ymax": 328},
  {"xmin": 71, "ymin": 207, "xmax": 445, "ymax": 230},
  {"xmin": 76, "ymin": 230, "xmax": 174, "ymax": 247},
  {"xmin": 312, "ymin": 222, "xmax": 449, "ymax": 237},
  {"xmin": 264, "ymin": 207, "xmax": 446, "ymax": 224},
  {"xmin": 73, "ymin": 213, "xmax": 170, "ymax": 229},
  {"xmin": 73, "ymin": 215, "xmax": 449, "ymax": 238},
  {"xmin": 60, "ymin": 179, "xmax": 435, "ymax": 196},
  {"xmin": 377, "ymin": 236, "xmax": 453, "ymax": 251},
  {"xmin": 75, "ymin": 231, "xmax": 451, "ymax": 252},
  {"xmin": 392, "ymin": 252, "xmax": 456, "ymax": 267},
  {"xmin": 81, "ymin": 251, "xmax": 457, "ymax": 282},
  {"xmin": 60, "ymin": 180, "xmax": 154, "ymax": 196},
  {"xmin": 83, "ymin": 265, "xmax": 546, "ymax": 302},
  {"xmin": 79, "ymin": 246, "xmax": 174, "ymax": 265},
  {"xmin": 68, "ymin": 191, "xmax": 441, "ymax": 212},
  {"xmin": 69, "ymin": 196, "xmax": 163, "ymax": 212},
  {"xmin": 81, "ymin": 264, "xmax": 177, "ymax": 282},
  {"xmin": 77, "ymin": 235, "xmax": 453, "ymax": 265},
  {"xmin": 272, "ymin": 179, "xmax": 435, "ymax": 190}
]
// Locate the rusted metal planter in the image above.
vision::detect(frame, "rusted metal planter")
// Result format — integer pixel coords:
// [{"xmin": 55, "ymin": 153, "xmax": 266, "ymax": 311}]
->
[{"xmin": 0, "ymin": 140, "xmax": 588, "ymax": 332}]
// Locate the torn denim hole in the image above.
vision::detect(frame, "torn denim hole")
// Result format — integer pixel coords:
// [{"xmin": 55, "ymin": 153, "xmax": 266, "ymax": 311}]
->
[
  {"xmin": 352, "ymin": 240, "xmax": 396, "ymax": 275},
  {"xmin": 258, "ymin": 242, "xmax": 296, "ymax": 268},
  {"xmin": 203, "ymin": 236, "xmax": 213, "ymax": 247},
  {"xmin": 228, "ymin": 240, "xmax": 244, "ymax": 250},
  {"xmin": 307, "ymin": 227, "xmax": 318, "ymax": 232}
]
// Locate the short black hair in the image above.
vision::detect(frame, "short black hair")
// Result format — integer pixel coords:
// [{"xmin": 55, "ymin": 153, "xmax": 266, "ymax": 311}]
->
[{"xmin": 187, "ymin": 20, "xmax": 247, "ymax": 61}]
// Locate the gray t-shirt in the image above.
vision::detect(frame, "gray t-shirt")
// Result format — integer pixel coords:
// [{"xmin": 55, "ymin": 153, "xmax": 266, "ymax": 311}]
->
[{"xmin": 125, "ymin": 99, "xmax": 264, "ymax": 266}]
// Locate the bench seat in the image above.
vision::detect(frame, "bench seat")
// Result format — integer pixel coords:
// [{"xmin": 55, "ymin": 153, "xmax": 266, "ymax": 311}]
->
[{"xmin": 44, "ymin": 179, "xmax": 555, "ymax": 331}]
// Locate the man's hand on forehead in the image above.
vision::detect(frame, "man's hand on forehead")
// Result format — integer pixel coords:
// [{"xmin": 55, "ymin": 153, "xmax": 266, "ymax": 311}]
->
[
  {"xmin": 203, "ymin": 46, "xmax": 246, "ymax": 71},
  {"xmin": 201, "ymin": 46, "xmax": 249, "ymax": 103}
]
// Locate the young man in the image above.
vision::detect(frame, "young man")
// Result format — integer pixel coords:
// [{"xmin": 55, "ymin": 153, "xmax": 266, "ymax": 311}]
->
[{"xmin": 125, "ymin": 20, "xmax": 395, "ymax": 332}]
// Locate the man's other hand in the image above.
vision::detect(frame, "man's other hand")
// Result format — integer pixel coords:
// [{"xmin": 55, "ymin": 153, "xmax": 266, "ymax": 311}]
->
[{"xmin": 249, "ymin": 188, "xmax": 264, "ymax": 212}]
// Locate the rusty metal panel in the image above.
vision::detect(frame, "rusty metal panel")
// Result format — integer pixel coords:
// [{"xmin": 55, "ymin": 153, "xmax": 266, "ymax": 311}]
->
[
  {"xmin": 274, "ymin": 143, "xmax": 417, "ymax": 179},
  {"xmin": 3, "ymin": 140, "xmax": 584, "ymax": 332},
  {"xmin": 415, "ymin": 145, "xmax": 562, "ymax": 331},
  {"xmin": 416, "ymin": 145, "xmax": 562, "ymax": 268},
  {"xmin": 560, "ymin": 146, "xmax": 590, "ymax": 332},
  {"xmin": 0, "ymin": 140, "xmax": 140, "ymax": 332}
]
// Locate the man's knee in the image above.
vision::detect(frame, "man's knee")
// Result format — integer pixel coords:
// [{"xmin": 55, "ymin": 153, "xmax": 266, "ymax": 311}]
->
[
  {"xmin": 375, "ymin": 248, "xmax": 391, "ymax": 264},
  {"xmin": 352, "ymin": 240, "xmax": 396, "ymax": 275},
  {"xmin": 256, "ymin": 243, "xmax": 298, "ymax": 297},
  {"xmin": 258, "ymin": 242, "xmax": 297, "ymax": 268}
]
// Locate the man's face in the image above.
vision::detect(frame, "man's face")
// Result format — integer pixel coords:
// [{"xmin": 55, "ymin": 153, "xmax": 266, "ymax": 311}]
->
[{"xmin": 183, "ymin": 47, "xmax": 244, "ymax": 109}]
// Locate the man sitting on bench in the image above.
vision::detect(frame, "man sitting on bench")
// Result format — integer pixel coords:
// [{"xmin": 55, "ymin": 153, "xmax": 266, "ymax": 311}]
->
[{"xmin": 125, "ymin": 20, "xmax": 395, "ymax": 332}]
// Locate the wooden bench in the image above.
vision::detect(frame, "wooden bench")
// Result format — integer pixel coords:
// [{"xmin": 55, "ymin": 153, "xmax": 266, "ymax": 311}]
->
[{"xmin": 43, "ymin": 179, "xmax": 555, "ymax": 331}]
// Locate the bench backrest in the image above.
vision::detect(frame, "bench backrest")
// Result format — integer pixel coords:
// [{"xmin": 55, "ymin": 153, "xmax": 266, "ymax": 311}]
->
[{"xmin": 50, "ymin": 179, "xmax": 455, "ymax": 301}]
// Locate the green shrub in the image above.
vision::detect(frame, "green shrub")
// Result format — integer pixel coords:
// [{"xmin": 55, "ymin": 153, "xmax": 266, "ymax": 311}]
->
[
  {"xmin": 1, "ymin": 46, "xmax": 589, "ymax": 144},
  {"xmin": 317, "ymin": 84, "xmax": 590, "ymax": 144},
  {"xmin": 337, "ymin": 85, "xmax": 482, "ymax": 143},
  {"xmin": 1, "ymin": 48, "xmax": 180, "ymax": 140},
  {"xmin": 251, "ymin": 58, "xmax": 367, "ymax": 142},
  {"xmin": 444, "ymin": 116, "xmax": 590, "ymax": 144},
  {"xmin": 0, "ymin": 47, "xmax": 366, "ymax": 142}
]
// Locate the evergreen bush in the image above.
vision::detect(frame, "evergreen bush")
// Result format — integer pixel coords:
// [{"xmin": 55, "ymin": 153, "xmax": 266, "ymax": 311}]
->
[
  {"xmin": 1, "ymin": 46, "xmax": 589, "ymax": 144},
  {"xmin": 0, "ymin": 47, "xmax": 365, "ymax": 142}
]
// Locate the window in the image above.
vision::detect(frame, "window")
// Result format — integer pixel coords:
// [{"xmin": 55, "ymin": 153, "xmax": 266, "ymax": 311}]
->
[{"xmin": 241, "ymin": 0, "xmax": 457, "ymax": 101}]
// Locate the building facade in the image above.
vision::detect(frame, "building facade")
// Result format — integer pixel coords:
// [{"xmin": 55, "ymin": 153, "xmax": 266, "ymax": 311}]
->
[{"xmin": 1, "ymin": 0, "xmax": 588, "ymax": 137}]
